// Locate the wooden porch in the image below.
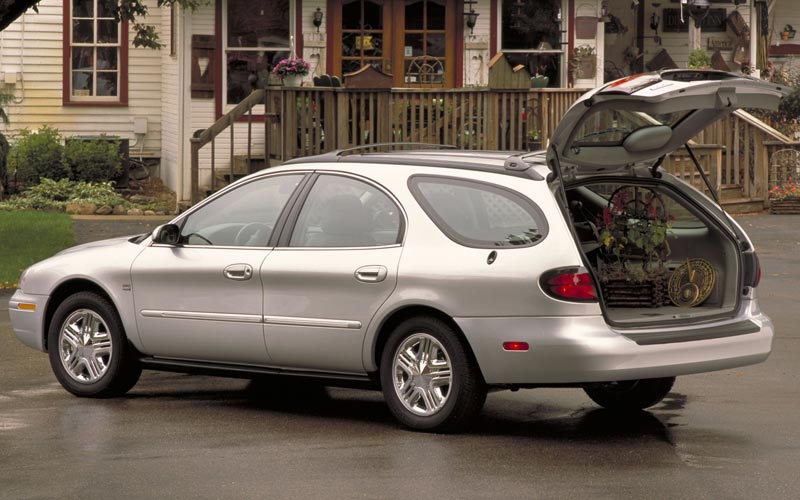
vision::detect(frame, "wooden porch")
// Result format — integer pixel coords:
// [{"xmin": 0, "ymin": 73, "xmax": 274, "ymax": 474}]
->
[{"xmin": 190, "ymin": 88, "xmax": 797, "ymax": 213}]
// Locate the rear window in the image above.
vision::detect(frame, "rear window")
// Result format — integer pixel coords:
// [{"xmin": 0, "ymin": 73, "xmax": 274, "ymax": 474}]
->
[
  {"xmin": 573, "ymin": 109, "xmax": 690, "ymax": 146},
  {"xmin": 408, "ymin": 175, "xmax": 548, "ymax": 248}
]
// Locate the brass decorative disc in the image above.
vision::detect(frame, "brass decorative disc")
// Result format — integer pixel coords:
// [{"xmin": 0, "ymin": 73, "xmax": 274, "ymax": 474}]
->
[{"xmin": 668, "ymin": 259, "xmax": 716, "ymax": 307}]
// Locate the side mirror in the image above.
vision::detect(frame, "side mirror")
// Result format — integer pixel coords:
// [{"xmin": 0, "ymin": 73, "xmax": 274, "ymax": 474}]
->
[{"xmin": 152, "ymin": 224, "xmax": 181, "ymax": 245}]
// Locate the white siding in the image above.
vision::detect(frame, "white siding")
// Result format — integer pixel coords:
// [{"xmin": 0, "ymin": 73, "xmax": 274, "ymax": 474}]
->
[
  {"xmin": 0, "ymin": 0, "xmax": 164, "ymax": 155},
  {"xmin": 641, "ymin": 3, "xmax": 751, "ymax": 71},
  {"xmin": 160, "ymin": 4, "xmax": 182, "ymax": 196},
  {"xmin": 303, "ymin": 0, "xmax": 326, "ymax": 80},
  {"xmin": 769, "ymin": 1, "xmax": 800, "ymax": 76}
]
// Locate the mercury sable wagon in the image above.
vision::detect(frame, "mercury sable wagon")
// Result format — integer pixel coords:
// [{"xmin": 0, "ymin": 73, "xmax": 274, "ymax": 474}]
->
[{"xmin": 9, "ymin": 70, "xmax": 782, "ymax": 431}]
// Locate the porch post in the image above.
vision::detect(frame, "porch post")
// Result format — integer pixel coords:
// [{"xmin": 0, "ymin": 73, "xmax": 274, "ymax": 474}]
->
[{"xmin": 749, "ymin": 1, "xmax": 759, "ymax": 78}]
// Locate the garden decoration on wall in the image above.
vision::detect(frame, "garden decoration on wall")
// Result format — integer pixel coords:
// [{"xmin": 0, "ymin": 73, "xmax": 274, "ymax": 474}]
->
[
  {"xmin": 668, "ymin": 258, "xmax": 717, "ymax": 307},
  {"xmin": 596, "ymin": 186, "xmax": 673, "ymax": 307}
]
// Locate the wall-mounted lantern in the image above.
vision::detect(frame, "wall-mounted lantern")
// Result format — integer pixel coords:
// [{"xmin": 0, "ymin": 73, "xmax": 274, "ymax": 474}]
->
[
  {"xmin": 313, "ymin": 7, "xmax": 323, "ymax": 32},
  {"xmin": 464, "ymin": 0, "xmax": 480, "ymax": 34}
]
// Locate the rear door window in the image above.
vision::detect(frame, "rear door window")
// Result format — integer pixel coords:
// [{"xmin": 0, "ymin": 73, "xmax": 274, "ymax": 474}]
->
[{"xmin": 409, "ymin": 176, "xmax": 548, "ymax": 248}]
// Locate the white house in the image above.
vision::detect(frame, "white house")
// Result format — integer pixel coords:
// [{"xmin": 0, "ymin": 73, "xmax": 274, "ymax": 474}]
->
[{"xmin": 0, "ymin": 0, "xmax": 786, "ymax": 205}]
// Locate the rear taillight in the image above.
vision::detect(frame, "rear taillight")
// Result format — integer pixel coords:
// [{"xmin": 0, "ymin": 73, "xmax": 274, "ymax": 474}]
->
[
  {"xmin": 743, "ymin": 250, "xmax": 761, "ymax": 288},
  {"xmin": 541, "ymin": 268, "xmax": 598, "ymax": 302}
]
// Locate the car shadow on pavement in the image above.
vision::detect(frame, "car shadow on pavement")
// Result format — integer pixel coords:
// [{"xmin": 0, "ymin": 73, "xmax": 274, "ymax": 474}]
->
[{"xmin": 123, "ymin": 371, "xmax": 697, "ymax": 442}]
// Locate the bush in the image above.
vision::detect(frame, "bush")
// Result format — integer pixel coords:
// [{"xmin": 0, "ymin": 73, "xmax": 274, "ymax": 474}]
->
[
  {"xmin": 0, "ymin": 132, "xmax": 9, "ymax": 194},
  {"xmin": 0, "ymin": 178, "xmax": 124, "ymax": 211},
  {"xmin": 8, "ymin": 126, "xmax": 68, "ymax": 183},
  {"xmin": 64, "ymin": 136, "xmax": 123, "ymax": 183},
  {"xmin": 687, "ymin": 48, "xmax": 711, "ymax": 69}
]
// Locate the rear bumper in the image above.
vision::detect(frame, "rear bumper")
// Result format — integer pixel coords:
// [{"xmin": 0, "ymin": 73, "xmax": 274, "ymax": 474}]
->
[
  {"xmin": 8, "ymin": 290, "xmax": 48, "ymax": 352},
  {"xmin": 455, "ymin": 307, "xmax": 773, "ymax": 385}
]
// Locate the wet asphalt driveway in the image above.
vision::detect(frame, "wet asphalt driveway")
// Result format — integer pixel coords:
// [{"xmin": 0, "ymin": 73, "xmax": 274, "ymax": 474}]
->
[{"xmin": 0, "ymin": 214, "xmax": 798, "ymax": 499}]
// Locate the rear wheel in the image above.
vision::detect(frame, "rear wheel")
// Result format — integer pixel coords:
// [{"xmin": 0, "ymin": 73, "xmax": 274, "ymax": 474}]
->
[
  {"xmin": 380, "ymin": 316, "xmax": 486, "ymax": 432},
  {"xmin": 47, "ymin": 292, "xmax": 141, "ymax": 398},
  {"xmin": 583, "ymin": 377, "xmax": 675, "ymax": 410}
]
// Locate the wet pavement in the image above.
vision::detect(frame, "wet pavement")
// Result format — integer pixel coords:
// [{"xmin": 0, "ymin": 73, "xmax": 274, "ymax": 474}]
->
[{"xmin": 1, "ymin": 214, "xmax": 799, "ymax": 499}]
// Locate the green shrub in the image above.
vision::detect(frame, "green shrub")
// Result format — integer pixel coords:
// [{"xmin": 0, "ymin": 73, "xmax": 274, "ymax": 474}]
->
[
  {"xmin": 0, "ymin": 178, "xmax": 124, "ymax": 211},
  {"xmin": 64, "ymin": 136, "xmax": 123, "ymax": 183},
  {"xmin": 8, "ymin": 126, "xmax": 68, "ymax": 183},
  {"xmin": 687, "ymin": 49, "xmax": 711, "ymax": 69},
  {"xmin": 0, "ymin": 132, "xmax": 9, "ymax": 192}
]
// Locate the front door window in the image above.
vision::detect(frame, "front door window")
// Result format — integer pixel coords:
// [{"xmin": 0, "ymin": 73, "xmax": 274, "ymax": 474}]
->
[
  {"xmin": 333, "ymin": 0, "xmax": 456, "ymax": 87},
  {"xmin": 341, "ymin": 0, "xmax": 388, "ymax": 75},
  {"xmin": 402, "ymin": 0, "xmax": 447, "ymax": 86}
]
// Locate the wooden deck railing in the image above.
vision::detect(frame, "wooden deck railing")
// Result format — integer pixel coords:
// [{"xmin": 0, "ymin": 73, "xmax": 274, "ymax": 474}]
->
[
  {"xmin": 189, "ymin": 89, "xmax": 266, "ymax": 202},
  {"xmin": 699, "ymin": 110, "xmax": 793, "ymax": 205},
  {"xmin": 189, "ymin": 88, "xmax": 796, "ymax": 211},
  {"xmin": 190, "ymin": 87, "xmax": 587, "ymax": 200}
]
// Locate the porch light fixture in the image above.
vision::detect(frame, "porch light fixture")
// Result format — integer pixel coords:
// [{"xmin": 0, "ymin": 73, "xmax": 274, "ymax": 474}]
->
[
  {"xmin": 313, "ymin": 7, "xmax": 323, "ymax": 32},
  {"xmin": 464, "ymin": 0, "xmax": 479, "ymax": 34}
]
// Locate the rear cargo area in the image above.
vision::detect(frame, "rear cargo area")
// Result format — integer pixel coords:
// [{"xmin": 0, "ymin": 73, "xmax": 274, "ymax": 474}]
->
[{"xmin": 565, "ymin": 180, "xmax": 740, "ymax": 327}]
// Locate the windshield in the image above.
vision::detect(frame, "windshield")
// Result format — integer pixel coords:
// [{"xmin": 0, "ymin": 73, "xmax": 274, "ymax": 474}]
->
[{"xmin": 572, "ymin": 109, "xmax": 691, "ymax": 147}]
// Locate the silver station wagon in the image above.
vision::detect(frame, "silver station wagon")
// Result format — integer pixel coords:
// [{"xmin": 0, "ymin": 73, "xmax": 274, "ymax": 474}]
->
[{"xmin": 9, "ymin": 71, "xmax": 784, "ymax": 432}]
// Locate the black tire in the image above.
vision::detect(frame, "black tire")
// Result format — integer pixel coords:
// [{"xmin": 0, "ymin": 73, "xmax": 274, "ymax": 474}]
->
[
  {"xmin": 380, "ymin": 316, "xmax": 486, "ymax": 433},
  {"xmin": 583, "ymin": 377, "xmax": 675, "ymax": 411},
  {"xmin": 47, "ymin": 291, "xmax": 141, "ymax": 398}
]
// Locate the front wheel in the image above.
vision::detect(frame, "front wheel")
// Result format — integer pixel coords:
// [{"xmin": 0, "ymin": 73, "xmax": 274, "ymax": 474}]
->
[
  {"xmin": 583, "ymin": 377, "xmax": 675, "ymax": 411},
  {"xmin": 47, "ymin": 292, "xmax": 141, "ymax": 398},
  {"xmin": 380, "ymin": 316, "xmax": 486, "ymax": 433}
]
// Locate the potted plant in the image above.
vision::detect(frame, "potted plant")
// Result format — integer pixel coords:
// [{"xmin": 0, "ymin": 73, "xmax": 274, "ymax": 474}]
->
[
  {"xmin": 687, "ymin": 48, "xmax": 711, "ymax": 69},
  {"xmin": 596, "ymin": 187, "xmax": 673, "ymax": 307},
  {"xmin": 530, "ymin": 74, "xmax": 549, "ymax": 88},
  {"xmin": 769, "ymin": 181, "xmax": 800, "ymax": 214},
  {"xmin": 526, "ymin": 128, "xmax": 542, "ymax": 150},
  {"xmin": 571, "ymin": 45, "xmax": 597, "ymax": 80},
  {"xmin": 781, "ymin": 24, "xmax": 796, "ymax": 41},
  {"xmin": 272, "ymin": 57, "xmax": 311, "ymax": 87}
]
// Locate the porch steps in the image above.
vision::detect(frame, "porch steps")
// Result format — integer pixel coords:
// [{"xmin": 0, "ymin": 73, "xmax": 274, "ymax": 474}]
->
[
  {"xmin": 720, "ymin": 198, "xmax": 765, "ymax": 214},
  {"xmin": 719, "ymin": 183, "xmax": 745, "ymax": 201}
]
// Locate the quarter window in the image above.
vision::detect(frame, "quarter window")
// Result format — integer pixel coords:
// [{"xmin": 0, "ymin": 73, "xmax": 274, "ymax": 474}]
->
[
  {"xmin": 290, "ymin": 175, "xmax": 402, "ymax": 247},
  {"xmin": 179, "ymin": 174, "xmax": 304, "ymax": 247},
  {"xmin": 409, "ymin": 176, "xmax": 547, "ymax": 248},
  {"xmin": 67, "ymin": 0, "xmax": 126, "ymax": 102}
]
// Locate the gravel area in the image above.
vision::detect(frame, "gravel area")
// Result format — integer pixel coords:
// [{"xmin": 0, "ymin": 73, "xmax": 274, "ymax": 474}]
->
[{"xmin": 71, "ymin": 215, "xmax": 172, "ymax": 245}]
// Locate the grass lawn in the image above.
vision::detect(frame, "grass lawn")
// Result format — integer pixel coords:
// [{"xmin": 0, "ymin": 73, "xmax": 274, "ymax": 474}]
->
[{"xmin": 0, "ymin": 211, "xmax": 76, "ymax": 289}]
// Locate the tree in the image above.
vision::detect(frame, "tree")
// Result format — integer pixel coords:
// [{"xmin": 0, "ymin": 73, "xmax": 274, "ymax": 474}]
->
[{"xmin": 0, "ymin": 0, "xmax": 202, "ymax": 49}]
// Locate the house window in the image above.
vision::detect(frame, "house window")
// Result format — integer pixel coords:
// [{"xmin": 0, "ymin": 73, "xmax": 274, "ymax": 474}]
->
[
  {"xmin": 67, "ymin": 0, "xmax": 127, "ymax": 102},
  {"xmin": 500, "ymin": 0, "xmax": 566, "ymax": 87},
  {"xmin": 224, "ymin": 0, "xmax": 293, "ymax": 105}
]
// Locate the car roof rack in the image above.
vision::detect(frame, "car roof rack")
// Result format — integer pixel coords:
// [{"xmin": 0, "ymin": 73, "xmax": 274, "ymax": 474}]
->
[
  {"xmin": 282, "ymin": 145, "xmax": 545, "ymax": 180},
  {"xmin": 307, "ymin": 142, "xmax": 458, "ymax": 162}
]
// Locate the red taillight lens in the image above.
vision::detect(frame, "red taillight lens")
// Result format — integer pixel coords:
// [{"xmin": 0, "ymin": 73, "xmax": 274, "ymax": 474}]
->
[
  {"xmin": 756, "ymin": 264, "xmax": 761, "ymax": 287},
  {"xmin": 542, "ymin": 269, "xmax": 597, "ymax": 301}
]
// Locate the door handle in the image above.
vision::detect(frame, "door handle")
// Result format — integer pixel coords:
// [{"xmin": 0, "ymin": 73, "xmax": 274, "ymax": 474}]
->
[
  {"xmin": 224, "ymin": 264, "xmax": 253, "ymax": 281},
  {"xmin": 355, "ymin": 265, "xmax": 388, "ymax": 283}
]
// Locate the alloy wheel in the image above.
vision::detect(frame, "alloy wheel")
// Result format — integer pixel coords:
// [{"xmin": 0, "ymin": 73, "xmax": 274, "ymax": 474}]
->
[
  {"xmin": 392, "ymin": 333, "xmax": 453, "ymax": 416},
  {"xmin": 58, "ymin": 309, "xmax": 113, "ymax": 384}
]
